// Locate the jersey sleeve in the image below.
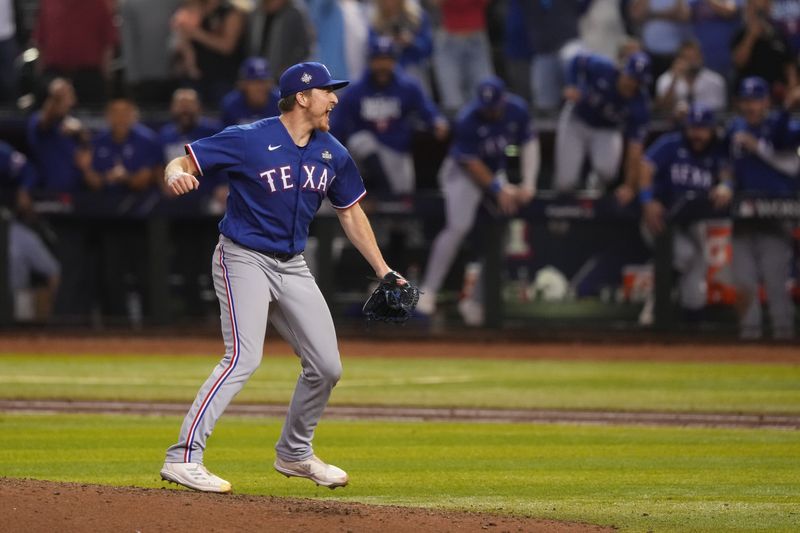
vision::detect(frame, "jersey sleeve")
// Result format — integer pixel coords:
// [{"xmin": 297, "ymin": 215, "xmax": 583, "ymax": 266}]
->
[
  {"xmin": 185, "ymin": 126, "xmax": 245, "ymax": 176},
  {"xmin": 327, "ymin": 152, "xmax": 367, "ymax": 209},
  {"xmin": 643, "ymin": 134, "xmax": 673, "ymax": 170},
  {"xmin": 624, "ymin": 98, "xmax": 649, "ymax": 143}
]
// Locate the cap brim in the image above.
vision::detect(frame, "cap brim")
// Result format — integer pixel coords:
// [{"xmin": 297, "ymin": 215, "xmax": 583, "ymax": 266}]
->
[{"xmin": 323, "ymin": 80, "xmax": 350, "ymax": 91}]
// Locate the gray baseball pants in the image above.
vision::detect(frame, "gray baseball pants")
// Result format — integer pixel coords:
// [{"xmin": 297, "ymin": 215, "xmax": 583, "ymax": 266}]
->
[
  {"xmin": 165, "ymin": 235, "xmax": 341, "ymax": 464},
  {"xmin": 732, "ymin": 226, "xmax": 795, "ymax": 339}
]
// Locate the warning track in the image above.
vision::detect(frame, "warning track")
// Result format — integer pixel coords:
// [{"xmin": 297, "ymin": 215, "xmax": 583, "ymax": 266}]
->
[{"xmin": 1, "ymin": 399, "xmax": 797, "ymax": 430}]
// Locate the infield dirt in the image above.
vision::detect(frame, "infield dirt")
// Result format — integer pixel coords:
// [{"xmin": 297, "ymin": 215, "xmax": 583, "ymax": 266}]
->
[{"xmin": 1, "ymin": 478, "xmax": 614, "ymax": 533}]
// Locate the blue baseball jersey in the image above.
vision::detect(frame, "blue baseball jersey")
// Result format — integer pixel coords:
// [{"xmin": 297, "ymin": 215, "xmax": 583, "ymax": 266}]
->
[
  {"xmin": 727, "ymin": 111, "xmax": 800, "ymax": 194},
  {"xmin": 186, "ymin": 117, "xmax": 367, "ymax": 254},
  {"xmin": 330, "ymin": 68, "xmax": 443, "ymax": 152},
  {"xmin": 449, "ymin": 94, "xmax": 535, "ymax": 173},
  {"xmin": 644, "ymin": 131, "xmax": 729, "ymax": 207},
  {"xmin": 567, "ymin": 54, "xmax": 650, "ymax": 142},
  {"xmin": 25, "ymin": 112, "xmax": 85, "ymax": 192},
  {"xmin": 220, "ymin": 88, "xmax": 280, "ymax": 127},
  {"xmin": 92, "ymin": 124, "xmax": 162, "ymax": 190}
]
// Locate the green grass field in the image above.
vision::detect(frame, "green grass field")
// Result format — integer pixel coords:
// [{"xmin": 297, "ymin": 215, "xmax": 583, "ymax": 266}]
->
[
  {"xmin": 1, "ymin": 353, "xmax": 799, "ymax": 413},
  {"xmin": 1, "ymin": 351, "xmax": 799, "ymax": 531},
  {"xmin": 1, "ymin": 413, "xmax": 798, "ymax": 532}
]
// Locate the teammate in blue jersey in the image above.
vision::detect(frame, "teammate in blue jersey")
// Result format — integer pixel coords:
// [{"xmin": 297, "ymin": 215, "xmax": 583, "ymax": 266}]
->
[
  {"xmin": 220, "ymin": 57, "xmax": 281, "ymax": 127},
  {"xmin": 89, "ymin": 97, "xmax": 162, "ymax": 192},
  {"xmin": 160, "ymin": 62, "xmax": 406, "ymax": 493},
  {"xmin": 416, "ymin": 77, "xmax": 539, "ymax": 324},
  {"xmin": 638, "ymin": 105, "xmax": 734, "ymax": 322},
  {"xmin": 555, "ymin": 52, "xmax": 652, "ymax": 205},
  {"xmin": 23, "ymin": 78, "xmax": 97, "ymax": 196},
  {"xmin": 727, "ymin": 76, "xmax": 799, "ymax": 339},
  {"xmin": 330, "ymin": 37, "xmax": 448, "ymax": 196},
  {"xmin": 160, "ymin": 88, "xmax": 222, "ymax": 164}
]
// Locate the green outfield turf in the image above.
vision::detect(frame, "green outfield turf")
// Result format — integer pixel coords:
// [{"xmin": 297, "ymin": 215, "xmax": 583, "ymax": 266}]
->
[
  {"xmin": 0, "ymin": 413, "xmax": 797, "ymax": 532},
  {"xmin": 0, "ymin": 353, "xmax": 798, "ymax": 413}
]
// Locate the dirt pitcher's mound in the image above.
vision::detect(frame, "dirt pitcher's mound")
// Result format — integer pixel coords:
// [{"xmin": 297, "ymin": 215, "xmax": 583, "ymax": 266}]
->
[{"xmin": 1, "ymin": 478, "xmax": 613, "ymax": 533}]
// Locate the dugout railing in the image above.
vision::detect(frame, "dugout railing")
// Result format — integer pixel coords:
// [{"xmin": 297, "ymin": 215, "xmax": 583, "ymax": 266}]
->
[{"xmin": 1, "ymin": 191, "xmax": 798, "ymax": 332}]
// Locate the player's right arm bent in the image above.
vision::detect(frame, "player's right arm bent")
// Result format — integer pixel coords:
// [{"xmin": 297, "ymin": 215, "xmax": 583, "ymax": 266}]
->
[{"xmin": 164, "ymin": 155, "xmax": 200, "ymax": 196}]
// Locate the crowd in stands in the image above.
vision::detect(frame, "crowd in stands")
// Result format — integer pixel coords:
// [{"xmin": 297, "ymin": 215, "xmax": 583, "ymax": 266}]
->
[{"xmin": 0, "ymin": 0, "xmax": 798, "ymax": 339}]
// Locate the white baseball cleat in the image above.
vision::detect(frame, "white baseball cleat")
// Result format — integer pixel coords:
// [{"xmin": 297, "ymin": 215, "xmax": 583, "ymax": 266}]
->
[
  {"xmin": 160, "ymin": 462, "xmax": 232, "ymax": 493},
  {"xmin": 274, "ymin": 455, "xmax": 349, "ymax": 488}
]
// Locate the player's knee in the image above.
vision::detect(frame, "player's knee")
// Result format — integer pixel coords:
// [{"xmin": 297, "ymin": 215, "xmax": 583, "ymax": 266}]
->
[{"xmin": 306, "ymin": 357, "xmax": 342, "ymax": 386}]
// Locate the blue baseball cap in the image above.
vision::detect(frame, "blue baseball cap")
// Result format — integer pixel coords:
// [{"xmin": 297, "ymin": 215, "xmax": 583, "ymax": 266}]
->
[
  {"xmin": 739, "ymin": 76, "xmax": 769, "ymax": 100},
  {"xmin": 623, "ymin": 52, "xmax": 652, "ymax": 84},
  {"xmin": 476, "ymin": 76, "xmax": 506, "ymax": 109},
  {"xmin": 685, "ymin": 104, "xmax": 716, "ymax": 127},
  {"xmin": 239, "ymin": 57, "xmax": 272, "ymax": 81},
  {"xmin": 368, "ymin": 36, "xmax": 398, "ymax": 59},
  {"xmin": 278, "ymin": 62, "xmax": 349, "ymax": 98}
]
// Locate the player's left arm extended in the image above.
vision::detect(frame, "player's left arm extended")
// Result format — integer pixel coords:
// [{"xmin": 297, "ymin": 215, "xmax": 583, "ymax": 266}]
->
[{"xmin": 335, "ymin": 202, "xmax": 392, "ymax": 278}]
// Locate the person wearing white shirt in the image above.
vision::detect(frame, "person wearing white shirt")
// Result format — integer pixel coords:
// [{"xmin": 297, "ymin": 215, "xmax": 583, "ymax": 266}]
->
[{"xmin": 655, "ymin": 38, "xmax": 727, "ymax": 121}]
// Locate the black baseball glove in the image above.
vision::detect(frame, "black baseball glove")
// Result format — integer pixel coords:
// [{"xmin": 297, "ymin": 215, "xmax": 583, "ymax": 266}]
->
[{"xmin": 362, "ymin": 271, "xmax": 419, "ymax": 324}]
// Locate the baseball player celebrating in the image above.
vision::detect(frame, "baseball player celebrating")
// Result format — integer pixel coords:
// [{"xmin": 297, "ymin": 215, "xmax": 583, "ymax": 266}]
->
[
  {"xmin": 728, "ymin": 76, "xmax": 799, "ymax": 340},
  {"xmin": 555, "ymin": 52, "xmax": 652, "ymax": 204},
  {"xmin": 416, "ymin": 77, "xmax": 539, "ymax": 320},
  {"xmin": 638, "ymin": 104, "xmax": 734, "ymax": 319},
  {"xmin": 160, "ymin": 62, "xmax": 405, "ymax": 492}
]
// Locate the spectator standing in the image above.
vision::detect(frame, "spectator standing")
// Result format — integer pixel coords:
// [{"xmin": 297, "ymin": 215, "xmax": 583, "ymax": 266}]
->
[
  {"xmin": 502, "ymin": 0, "xmax": 533, "ymax": 103},
  {"xmin": 220, "ymin": 57, "xmax": 280, "ymax": 126},
  {"xmin": 330, "ymin": 38, "xmax": 448, "ymax": 196},
  {"xmin": 687, "ymin": 0, "xmax": 744, "ymax": 78},
  {"xmin": 431, "ymin": 0, "xmax": 494, "ymax": 115},
  {"xmin": 727, "ymin": 76, "xmax": 799, "ymax": 339},
  {"xmin": 23, "ymin": 79, "xmax": 97, "ymax": 196},
  {"xmin": 771, "ymin": 0, "xmax": 800, "ymax": 54},
  {"xmin": 519, "ymin": 0, "xmax": 592, "ymax": 114},
  {"xmin": 305, "ymin": 0, "xmax": 370, "ymax": 80},
  {"xmin": 246, "ymin": 0, "xmax": 312, "ymax": 78},
  {"xmin": 368, "ymin": 0, "xmax": 434, "ymax": 93},
  {"xmin": 732, "ymin": 0, "xmax": 798, "ymax": 99},
  {"xmin": 120, "ymin": 0, "xmax": 183, "ymax": 104},
  {"xmin": 655, "ymin": 39, "xmax": 728, "ymax": 119},
  {"xmin": 33, "ymin": 0, "xmax": 118, "ymax": 105},
  {"xmin": 629, "ymin": 0, "xmax": 691, "ymax": 82},
  {"xmin": 554, "ymin": 52, "xmax": 652, "ymax": 204},
  {"xmin": 580, "ymin": 0, "xmax": 630, "ymax": 61},
  {"xmin": 416, "ymin": 77, "xmax": 538, "ymax": 325},
  {"xmin": 88, "ymin": 98, "xmax": 161, "ymax": 192},
  {"xmin": 172, "ymin": 0, "xmax": 247, "ymax": 105}
]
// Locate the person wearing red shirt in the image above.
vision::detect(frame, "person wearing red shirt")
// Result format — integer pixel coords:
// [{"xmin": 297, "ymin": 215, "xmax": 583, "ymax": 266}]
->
[
  {"xmin": 34, "ymin": 0, "xmax": 117, "ymax": 105},
  {"xmin": 431, "ymin": 0, "xmax": 494, "ymax": 115}
]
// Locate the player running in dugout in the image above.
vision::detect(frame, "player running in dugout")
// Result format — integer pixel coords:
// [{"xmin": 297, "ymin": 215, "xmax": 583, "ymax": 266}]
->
[
  {"xmin": 727, "ymin": 76, "xmax": 800, "ymax": 340},
  {"xmin": 637, "ymin": 105, "xmax": 734, "ymax": 325},
  {"xmin": 416, "ymin": 77, "xmax": 539, "ymax": 324},
  {"xmin": 160, "ymin": 62, "xmax": 408, "ymax": 493},
  {"xmin": 220, "ymin": 56, "xmax": 281, "ymax": 127},
  {"xmin": 330, "ymin": 36, "xmax": 448, "ymax": 197},
  {"xmin": 555, "ymin": 51, "xmax": 652, "ymax": 205}
]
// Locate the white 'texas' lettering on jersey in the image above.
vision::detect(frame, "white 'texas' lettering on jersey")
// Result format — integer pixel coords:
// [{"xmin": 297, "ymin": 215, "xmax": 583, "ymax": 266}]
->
[{"xmin": 260, "ymin": 165, "xmax": 330, "ymax": 194}]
